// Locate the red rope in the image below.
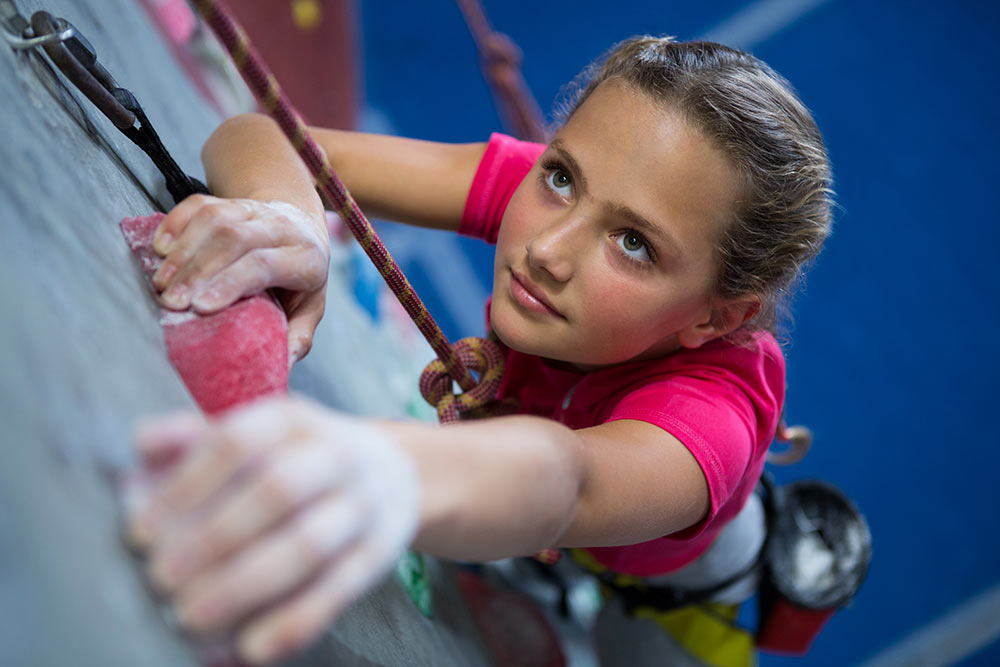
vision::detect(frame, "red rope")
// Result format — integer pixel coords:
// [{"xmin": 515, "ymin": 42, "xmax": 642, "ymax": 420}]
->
[
  {"xmin": 191, "ymin": 0, "xmax": 501, "ymax": 413},
  {"xmin": 454, "ymin": 0, "xmax": 547, "ymax": 144}
]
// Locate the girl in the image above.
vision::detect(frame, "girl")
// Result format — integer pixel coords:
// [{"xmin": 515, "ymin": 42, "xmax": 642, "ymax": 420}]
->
[{"xmin": 128, "ymin": 37, "xmax": 832, "ymax": 665}]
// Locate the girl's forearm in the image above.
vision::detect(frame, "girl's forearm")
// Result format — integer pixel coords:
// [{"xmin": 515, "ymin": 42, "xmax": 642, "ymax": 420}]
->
[
  {"xmin": 380, "ymin": 416, "xmax": 586, "ymax": 561},
  {"xmin": 201, "ymin": 114, "xmax": 327, "ymax": 223}
]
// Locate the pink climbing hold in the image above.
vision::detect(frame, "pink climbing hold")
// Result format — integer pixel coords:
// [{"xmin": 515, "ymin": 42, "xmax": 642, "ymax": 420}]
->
[
  {"xmin": 120, "ymin": 213, "xmax": 288, "ymax": 415},
  {"xmin": 457, "ymin": 571, "xmax": 567, "ymax": 667}
]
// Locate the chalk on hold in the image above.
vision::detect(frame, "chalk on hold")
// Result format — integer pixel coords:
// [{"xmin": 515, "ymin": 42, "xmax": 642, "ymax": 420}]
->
[{"xmin": 120, "ymin": 213, "xmax": 288, "ymax": 414}]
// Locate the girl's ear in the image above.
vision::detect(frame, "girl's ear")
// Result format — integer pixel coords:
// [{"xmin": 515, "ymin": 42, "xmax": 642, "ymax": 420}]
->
[{"xmin": 676, "ymin": 295, "xmax": 761, "ymax": 349}]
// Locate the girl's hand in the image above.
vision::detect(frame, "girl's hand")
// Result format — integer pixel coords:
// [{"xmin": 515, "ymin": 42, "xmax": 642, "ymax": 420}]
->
[
  {"xmin": 126, "ymin": 397, "xmax": 421, "ymax": 664},
  {"xmin": 152, "ymin": 194, "xmax": 331, "ymax": 365}
]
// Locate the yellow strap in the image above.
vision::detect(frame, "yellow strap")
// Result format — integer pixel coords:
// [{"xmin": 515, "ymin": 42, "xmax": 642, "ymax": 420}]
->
[
  {"xmin": 568, "ymin": 549, "xmax": 755, "ymax": 667},
  {"xmin": 634, "ymin": 603, "xmax": 755, "ymax": 667}
]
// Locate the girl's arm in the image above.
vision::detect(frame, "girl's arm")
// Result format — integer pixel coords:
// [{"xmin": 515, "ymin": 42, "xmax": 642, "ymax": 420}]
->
[
  {"xmin": 201, "ymin": 113, "xmax": 487, "ymax": 231},
  {"xmin": 391, "ymin": 413, "xmax": 709, "ymax": 560},
  {"xmin": 152, "ymin": 114, "xmax": 487, "ymax": 362},
  {"xmin": 306, "ymin": 124, "xmax": 487, "ymax": 230},
  {"xmin": 128, "ymin": 396, "xmax": 708, "ymax": 663}
]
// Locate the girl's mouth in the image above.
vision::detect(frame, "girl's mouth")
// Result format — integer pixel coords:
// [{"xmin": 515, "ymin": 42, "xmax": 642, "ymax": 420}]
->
[{"xmin": 509, "ymin": 270, "xmax": 565, "ymax": 319}]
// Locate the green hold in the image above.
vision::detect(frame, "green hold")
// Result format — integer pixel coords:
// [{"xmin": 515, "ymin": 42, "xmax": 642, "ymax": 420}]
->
[{"xmin": 397, "ymin": 550, "xmax": 433, "ymax": 618}]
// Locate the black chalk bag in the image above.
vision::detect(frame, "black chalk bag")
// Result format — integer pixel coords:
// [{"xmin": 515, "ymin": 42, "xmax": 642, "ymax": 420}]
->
[{"xmin": 756, "ymin": 479, "xmax": 872, "ymax": 654}]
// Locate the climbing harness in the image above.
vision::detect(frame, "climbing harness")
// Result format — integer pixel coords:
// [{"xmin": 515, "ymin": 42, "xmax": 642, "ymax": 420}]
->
[
  {"xmin": 191, "ymin": 0, "xmax": 506, "ymax": 424},
  {"xmin": 454, "ymin": 0, "xmax": 547, "ymax": 143},
  {"xmin": 569, "ymin": 476, "xmax": 777, "ymax": 612},
  {"xmin": 2, "ymin": 2, "xmax": 208, "ymax": 204},
  {"xmin": 546, "ymin": 473, "xmax": 870, "ymax": 663}
]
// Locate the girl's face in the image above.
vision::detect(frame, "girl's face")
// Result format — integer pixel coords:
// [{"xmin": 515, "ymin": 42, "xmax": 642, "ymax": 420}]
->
[{"xmin": 491, "ymin": 79, "xmax": 745, "ymax": 370}]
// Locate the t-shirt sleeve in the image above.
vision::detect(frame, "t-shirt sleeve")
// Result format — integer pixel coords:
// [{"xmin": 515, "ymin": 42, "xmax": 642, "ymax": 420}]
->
[
  {"xmin": 606, "ymin": 341, "xmax": 783, "ymax": 539},
  {"xmin": 459, "ymin": 132, "xmax": 547, "ymax": 244}
]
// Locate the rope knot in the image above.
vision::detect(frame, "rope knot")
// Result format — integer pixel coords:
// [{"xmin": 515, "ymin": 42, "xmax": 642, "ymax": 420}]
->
[{"xmin": 419, "ymin": 337, "xmax": 513, "ymax": 423}]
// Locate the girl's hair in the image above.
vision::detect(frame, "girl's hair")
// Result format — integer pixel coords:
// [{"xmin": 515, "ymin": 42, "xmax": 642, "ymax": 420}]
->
[{"xmin": 558, "ymin": 36, "xmax": 833, "ymax": 338}]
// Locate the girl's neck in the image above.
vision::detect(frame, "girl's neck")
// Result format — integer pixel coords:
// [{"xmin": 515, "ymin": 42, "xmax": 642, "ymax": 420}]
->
[{"xmin": 539, "ymin": 339, "xmax": 685, "ymax": 375}]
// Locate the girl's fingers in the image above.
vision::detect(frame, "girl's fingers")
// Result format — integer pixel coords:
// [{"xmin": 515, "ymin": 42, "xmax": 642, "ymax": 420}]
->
[
  {"xmin": 134, "ymin": 411, "xmax": 208, "ymax": 470},
  {"xmin": 233, "ymin": 434, "xmax": 420, "ymax": 664},
  {"xmin": 285, "ymin": 287, "xmax": 327, "ymax": 366},
  {"xmin": 234, "ymin": 531, "xmax": 398, "ymax": 665},
  {"xmin": 187, "ymin": 249, "xmax": 274, "ymax": 313},
  {"xmin": 119, "ymin": 412, "xmax": 208, "ymax": 534},
  {"xmin": 155, "ymin": 200, "xmax": 329, "ymax": 313},
  {"xmin": 154, "ymin": 203, "xmax": 260, "ymax": 306},
  {"xmin": 189, "ymin": 246, "xmax": 327, "ymax": 313},
  {"xmin": 130, "ymin": 399, "xmax": 302, "ymax": 547},
  {"xmin": 148, "ymin": 442, "xmax": 351, "ymax": 592},
  {"xmin": 155, "ymin": 193, "xmax": 216, "ymax": 255},
  {"xmin": 172, "ymin": 490, "xmax": 370, "ymax": 635}
]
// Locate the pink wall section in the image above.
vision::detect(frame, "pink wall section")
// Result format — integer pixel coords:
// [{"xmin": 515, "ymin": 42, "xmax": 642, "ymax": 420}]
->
[{"xmin": 228, "ymin": 0, "xmax": 360, "ymax": 129}]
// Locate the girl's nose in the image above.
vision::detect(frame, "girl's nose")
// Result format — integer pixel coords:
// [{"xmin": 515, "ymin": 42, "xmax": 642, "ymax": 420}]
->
[{"xmin": 526, "ymin": 216, "xmax": 581, "ymax": 283}]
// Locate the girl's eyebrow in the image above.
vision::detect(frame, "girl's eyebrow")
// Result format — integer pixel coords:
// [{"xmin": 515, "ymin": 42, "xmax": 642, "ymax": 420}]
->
[
  {"xmin": 548, "ymin": 139, "xmax": 681, "ymax": 260},
  {"xmin": 606, "ymin": 203, "xmax": 681, "ymax": 261},
  {"xmin": 548, "ymin": 139, "xmax": 589, "ymax": 194}
]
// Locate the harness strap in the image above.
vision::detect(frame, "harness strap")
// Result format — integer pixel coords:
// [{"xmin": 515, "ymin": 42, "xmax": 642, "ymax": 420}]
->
[
  {"xmin": 584, "ymin": 475, "xmax": 778, "ymax": 615},
  {"xmin": 596, "ymin": 545, "xmax": 765, "ymax": 615}
]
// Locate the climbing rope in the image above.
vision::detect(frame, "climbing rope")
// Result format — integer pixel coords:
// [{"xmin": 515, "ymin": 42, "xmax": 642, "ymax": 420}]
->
[
  {"xmin": 192, "ymin": 0, "xmax": 504, "ymax": 423},
  {"xmin": 454, "ymin": 0, "xmax": 547, "ymax": 143},
  {"xmin": 418, "ymin": 336, "xmax": 516, "ymax": 422}
]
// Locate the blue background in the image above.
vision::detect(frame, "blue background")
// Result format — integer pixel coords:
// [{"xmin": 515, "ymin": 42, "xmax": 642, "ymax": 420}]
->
[{"xmin": 357, "ymin": 1, "xmax": 1000, "ymax": 664}]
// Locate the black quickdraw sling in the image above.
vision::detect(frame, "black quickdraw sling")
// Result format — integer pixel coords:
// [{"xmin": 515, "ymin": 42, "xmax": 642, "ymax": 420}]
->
[{"xmin": 2, "ymin": 2, "xmax": 208, "ymax": 204}]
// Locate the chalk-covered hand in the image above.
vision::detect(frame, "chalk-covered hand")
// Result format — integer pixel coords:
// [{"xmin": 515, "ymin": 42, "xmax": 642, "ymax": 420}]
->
[
  {"xmin": 126, "ymin": 396, "xmax": 421, "ymax": 664},
  {"xmin": 152, "ymin": 194, "xmax": 331, "ymax": 365}
]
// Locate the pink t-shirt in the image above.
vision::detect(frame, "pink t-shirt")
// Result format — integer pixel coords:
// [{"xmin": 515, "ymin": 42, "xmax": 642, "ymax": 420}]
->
[{"xmin": 459, "ymin": 133, "xmax": 784, "ymax": 577}]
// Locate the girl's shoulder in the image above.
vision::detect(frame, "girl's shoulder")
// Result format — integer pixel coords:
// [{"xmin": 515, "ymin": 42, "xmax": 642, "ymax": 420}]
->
[
  {"xmin": 460, "ymin": 133, "xmax": 546, "ymax": 244},
  {"xmin": 673, "ymin": 331, "xmax": 785, "ymax": 378},
  {"xmin": 609, "ymin": 332, "xmax": 785, "ymax": 394},
  {"xmin": 497, "ymin": 332, "xmax": 785, "ymax": 433},
  {"xmin": 586, "ymin": 333, "xmax": 786, "ymax": 435}
]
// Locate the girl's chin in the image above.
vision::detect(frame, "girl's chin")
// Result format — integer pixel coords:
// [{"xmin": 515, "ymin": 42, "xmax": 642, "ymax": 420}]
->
[
  {"xmin": 491, "ymin": 318, "xmax": 589, "ymax": 369},
  {"xmin": 491, "ymin": 315, "xmax": 553, "ymax": 357}
]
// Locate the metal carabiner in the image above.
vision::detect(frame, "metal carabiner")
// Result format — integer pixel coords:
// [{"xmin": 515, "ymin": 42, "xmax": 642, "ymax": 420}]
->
[
  {"xmin": 6, "ymin": 3, "xmax": 207, "ymax": 203},
  {"xmin": 1, "ymin": 0, "xmax": 71, "ymax": 49},
  {"xmin": 30, "ymin": 10, "xmax": 136, "ymax": 130},
  {"xmin": 1, "ymin": 22, "xmax": 74, "ymax": 49}
]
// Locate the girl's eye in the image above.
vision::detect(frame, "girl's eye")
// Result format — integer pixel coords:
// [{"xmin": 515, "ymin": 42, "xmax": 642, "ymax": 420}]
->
[
  {"xmin": 544, "ymin": 169, "xmax": 573, "ymax": 198},
  {"xmin": 617, "ymin": 231, "xmax": 652, "ymax": 263}
]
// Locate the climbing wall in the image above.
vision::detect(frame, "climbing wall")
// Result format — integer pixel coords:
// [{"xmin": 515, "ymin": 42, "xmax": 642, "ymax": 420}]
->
[{"xmin": 0, "ymin": 0, "xmax": 493, "ymax": 664}]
